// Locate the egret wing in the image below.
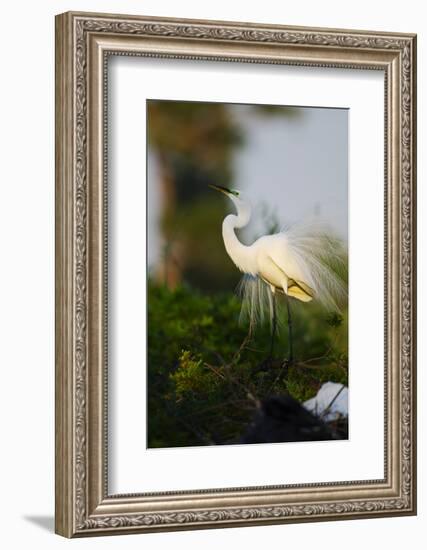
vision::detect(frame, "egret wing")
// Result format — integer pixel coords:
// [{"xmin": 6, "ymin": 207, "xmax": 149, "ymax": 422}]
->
[{"xmin": 287, "ymin": 278, "xmax": 314, "ymax": 302}]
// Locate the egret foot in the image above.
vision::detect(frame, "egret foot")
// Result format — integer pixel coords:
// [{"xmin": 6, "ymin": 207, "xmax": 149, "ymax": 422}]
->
[{"xmin": 280, "ymin": 358, "xmax": 291, "ymax": 377}]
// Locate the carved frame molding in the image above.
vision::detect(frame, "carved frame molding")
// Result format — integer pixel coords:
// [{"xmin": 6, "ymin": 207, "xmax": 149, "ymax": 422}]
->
[{"xmin": 55, "ymin": 11, "xmax": 416, "ymax": 537}]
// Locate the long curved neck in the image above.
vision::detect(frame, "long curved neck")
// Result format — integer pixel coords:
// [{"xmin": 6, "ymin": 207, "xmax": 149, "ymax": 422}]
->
[{"xmin": 222, "ymin": 200, "xmax": 256, "ymax": 275}]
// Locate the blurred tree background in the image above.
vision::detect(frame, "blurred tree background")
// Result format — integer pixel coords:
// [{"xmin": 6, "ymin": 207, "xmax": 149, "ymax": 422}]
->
[
  {"xmin": 146, "ymin": 99, "xmax": 348, "ymax": 448},
  {"xmin": 148, "ymin": 100, "xmax": 242, "ymax": 290},
  {"xmin": 147, "ymin": 100, "xmax": 300, "ymax": 291}
]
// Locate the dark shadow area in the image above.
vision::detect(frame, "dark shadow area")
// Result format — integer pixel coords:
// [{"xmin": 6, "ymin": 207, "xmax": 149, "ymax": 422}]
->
[{"xmin": 23, "ymin": 515, "xmax": 54, "ymax": 533}]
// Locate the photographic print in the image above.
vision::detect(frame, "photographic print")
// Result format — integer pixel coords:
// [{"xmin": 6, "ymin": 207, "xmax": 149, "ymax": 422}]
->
[
  {"xmin": 56, "ymin": 12, "xmax": 416, "ymax": 536},
  {"xmin": 147, "ymin": 99, "xmax": 349, "ymax": 449}
]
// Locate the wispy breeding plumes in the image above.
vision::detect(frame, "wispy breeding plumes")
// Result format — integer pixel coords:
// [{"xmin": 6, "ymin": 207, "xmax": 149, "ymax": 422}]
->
[
  {"xmin": 209, "ymin": 184, "xmax": 348, "ymax": 363},
  {"xmin": 237, "ymin": 221, "xmax": 348, "ymax": 332},
  {"xmin": 283, "ymin": 221, "xmax": 348, "ymax": 310}
]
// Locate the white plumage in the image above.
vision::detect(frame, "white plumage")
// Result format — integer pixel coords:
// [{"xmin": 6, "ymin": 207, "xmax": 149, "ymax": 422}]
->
[{"xmin": 210, "ymin": 184, "xmax": 347, "ymax": 332}]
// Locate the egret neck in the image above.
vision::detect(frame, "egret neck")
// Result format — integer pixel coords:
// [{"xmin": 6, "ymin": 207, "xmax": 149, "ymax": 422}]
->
[{"xmin": 222, "ymin": 196, "xmax": 255, "ymax": 275}]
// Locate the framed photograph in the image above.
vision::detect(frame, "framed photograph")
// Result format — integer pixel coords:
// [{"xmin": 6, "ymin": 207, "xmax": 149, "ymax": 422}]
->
[{"xmin": 55, "ymin": 11, "xmax": 417, "ymax": 537}]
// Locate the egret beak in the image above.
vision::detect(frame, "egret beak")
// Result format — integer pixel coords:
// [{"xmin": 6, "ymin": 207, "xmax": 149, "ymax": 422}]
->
[{"xmin": 208, "ymin": 184, "xmax": 232, "ymax": 196}]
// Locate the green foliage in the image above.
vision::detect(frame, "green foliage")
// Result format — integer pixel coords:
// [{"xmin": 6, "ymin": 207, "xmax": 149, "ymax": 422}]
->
[
  {"xmin": 147, "ymin": 282, "xmax": 348, "ymax": 448},
  {"xmin": 173, "ymin": 351, "xmax": 218, "ymax": 398}
]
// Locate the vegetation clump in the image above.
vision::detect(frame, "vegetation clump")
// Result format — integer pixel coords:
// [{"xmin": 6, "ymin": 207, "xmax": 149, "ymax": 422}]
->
[{"xmin": 148, "ymin": 283, "xmax": 348, "ymax": 448}]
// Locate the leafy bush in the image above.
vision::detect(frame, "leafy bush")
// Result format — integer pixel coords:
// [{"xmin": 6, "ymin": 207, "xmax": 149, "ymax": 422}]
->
[{"xmin": 147, "ymin": 282, "xmax": 348, "ymax": 448}]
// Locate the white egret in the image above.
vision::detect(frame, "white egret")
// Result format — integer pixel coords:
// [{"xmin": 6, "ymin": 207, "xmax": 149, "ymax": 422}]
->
[{"xmin": 209, "ymin": 184, "xmax": 347, "ymax": 363}]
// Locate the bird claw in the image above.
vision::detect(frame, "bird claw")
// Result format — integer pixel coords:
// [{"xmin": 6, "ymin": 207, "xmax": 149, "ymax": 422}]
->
[{"xmin": 279, "ymin": 358, "xmax": 291, "ymax": 377}]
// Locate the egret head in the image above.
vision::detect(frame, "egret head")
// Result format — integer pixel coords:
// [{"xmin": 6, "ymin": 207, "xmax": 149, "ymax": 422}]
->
[
  {"xmin": 209, "ymin": 184, "xmax": 250, "ymax": 225},
  {"xmin": 208, "ymin": 184, "xmax": 241, "ymax": 198}
]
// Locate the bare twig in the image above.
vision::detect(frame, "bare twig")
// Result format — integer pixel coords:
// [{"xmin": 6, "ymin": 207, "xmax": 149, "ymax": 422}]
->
[
  {"xmin": 230, "ymin": 328, "xmax": 253, "ymax": 365},
  {"xmin": 268, "ymin": 360, "xmax": 290, "ymax": 393},
  {"xmin": 319, "ymin": 385, "xmax": 346, "ymax": 420},
  {"xmin": 179, "ymin": 398, "xmax": 252, "ymax": 419},
  {"xmin": 204, "ymin": 362, "xmax": 259, "ymax": 406},
  {"xmin": 298, "ymin": 334, "xmax": 339, "ymax": 365}
]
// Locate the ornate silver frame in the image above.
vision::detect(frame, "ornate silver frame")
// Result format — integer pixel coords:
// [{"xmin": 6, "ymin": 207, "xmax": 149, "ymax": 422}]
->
[{"xmin": 55, "ymin": 11, "xmax": 417, "ymax": 537}]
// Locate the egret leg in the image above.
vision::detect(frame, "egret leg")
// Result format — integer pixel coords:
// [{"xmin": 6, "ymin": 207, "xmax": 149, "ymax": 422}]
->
[
  {"xmin": 269, "ymin": 290, "xmax": 277, "ymax": 358},
  {"xmin": 286, "ymin": 295, "xmax": 293, "ymax": 363}
]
